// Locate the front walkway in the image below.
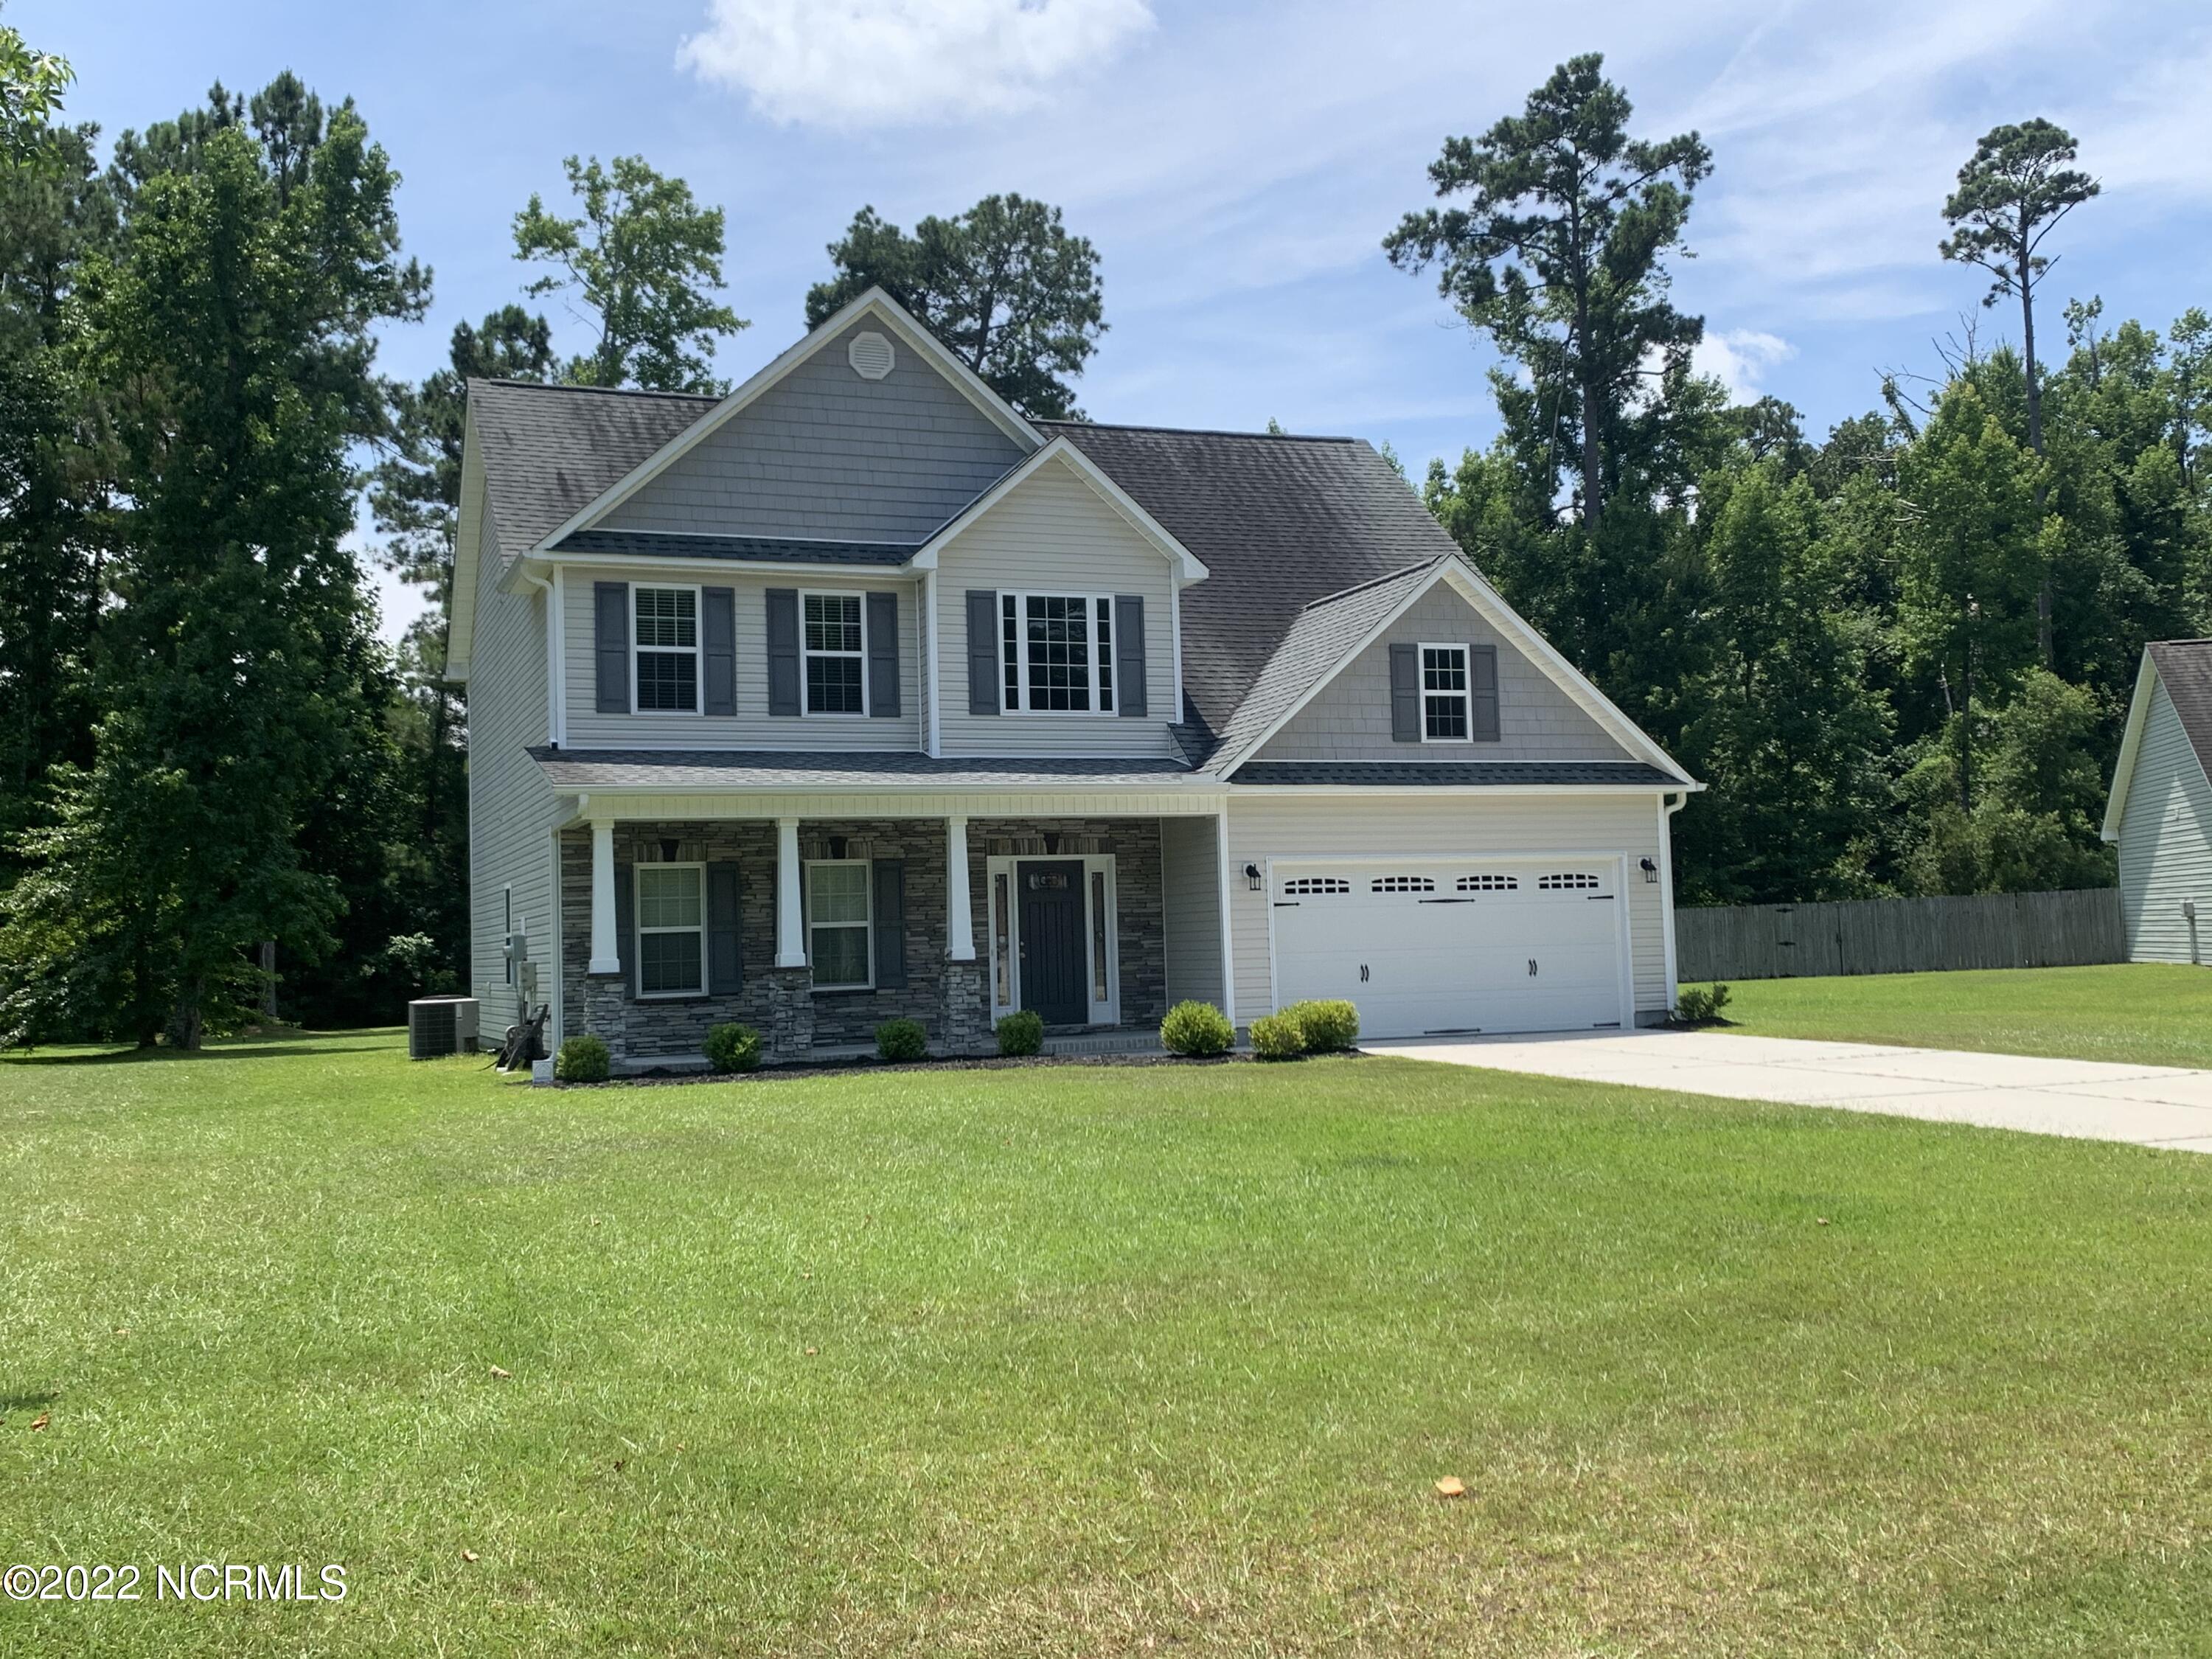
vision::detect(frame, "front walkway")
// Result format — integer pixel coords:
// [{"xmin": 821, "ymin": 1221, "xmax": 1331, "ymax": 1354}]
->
[{"xmin": 1366, "ymin": 1029, "xmax": 2212, "ymax": 1153}]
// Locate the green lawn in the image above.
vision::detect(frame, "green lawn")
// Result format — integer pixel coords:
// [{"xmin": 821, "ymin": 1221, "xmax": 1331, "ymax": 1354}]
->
[
  {"xmin": 1692, "ymin": 962, "xmax": 2212, "ymax": 1068},
  {"xmin": 4, "ymin": 1032, "xmax": 2212, "ymax": 1656}
]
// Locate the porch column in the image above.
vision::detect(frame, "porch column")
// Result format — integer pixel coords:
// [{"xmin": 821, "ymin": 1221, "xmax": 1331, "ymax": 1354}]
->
[
  {"xmin": 775, "ymin": 815, "xmax": 807, "ymax": 968},
  {"xmin": 588, "ymin": 818, "xmax": 620, "ymax": 974},
  {"xmin": 945, "ymin": 815, "xmax": 975, "ymax": 961}
]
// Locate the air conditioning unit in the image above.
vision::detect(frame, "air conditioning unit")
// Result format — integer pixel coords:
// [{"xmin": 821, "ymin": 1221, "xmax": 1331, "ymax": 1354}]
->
[{"xmin": 407, "ymin": 995, "xmax": 481, "ymax": 1060}]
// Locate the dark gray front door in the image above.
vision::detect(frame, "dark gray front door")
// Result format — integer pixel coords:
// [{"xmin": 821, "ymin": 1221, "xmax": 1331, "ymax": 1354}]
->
[{"xmin": 1018, "ymin": 860, "xmax": 1088, "ymax": 1025}]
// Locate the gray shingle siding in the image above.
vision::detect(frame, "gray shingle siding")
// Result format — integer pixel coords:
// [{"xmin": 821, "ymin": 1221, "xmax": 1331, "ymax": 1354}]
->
[{"xmin": 602, "ymin": 322, "xmax": 1025, "ymax": 543}]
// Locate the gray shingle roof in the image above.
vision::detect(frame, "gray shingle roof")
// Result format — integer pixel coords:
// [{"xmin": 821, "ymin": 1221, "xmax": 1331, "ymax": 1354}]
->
[
  {"xmin": 2150, "ymin": 641, "xmax": 2212, "ymax": 783},
  {"xmin": 1196, "ymin": 560, "xmax": 1443, "ymax": 775},
  {"xmin": 470, "ymin": 378, "xmax": 713, "ymax": 558},
  {"xmin": 529, "ymin": 747, "xmax": 1205, "ymax": 791},
  {"xmin": 1230, "ymin": 761, "xmax": 1681, "ymax": 787},
  {"xmin": 556, "ymin": 529, "xmax": 917, "ymax": 566},
  {"xmin": 1039, "ymin": 421, "xmax": 1467, "ymax": 740}
]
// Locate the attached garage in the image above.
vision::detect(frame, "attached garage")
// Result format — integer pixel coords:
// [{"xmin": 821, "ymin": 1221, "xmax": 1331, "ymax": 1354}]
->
[{"xmin": 1268, "ymin": 856, "xmax": 1632, "ymax": 1039}]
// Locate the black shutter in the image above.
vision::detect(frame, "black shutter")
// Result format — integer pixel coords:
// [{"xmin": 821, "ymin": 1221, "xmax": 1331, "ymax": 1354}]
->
[
  {"xmin": 702, "ymin": 587, "xmax": 735, "ymax": 716},
  {"xmin": 866, "ymin": 591, "xmax": 900, "ymax": 717},
  {"xmin": 765, "ymin": 588, "xmax": 800, "ymax": 717},
  {"xmin": 1113, "ymin": 594, "xmax": 1147, "ymax": 716},
  {"xmin": 966, "ymin": 590, "xmax": 999, "ymax": 714},
  {"xmin": 1470, "ymin": 644, "xmax": 1500, "ymax": 742},
  {"xmin": 613, "ymin": 858, "xmax": 636, "ymax": 999},
  {"xmin": 594, "ymin": 582, "xmax": 630, "ymax": 714},
  {"xmin": 872, "ymin": 860, "xmax": 907, "ymax": 989},
  {"xmin": 1389, "ymin": 642, "xmax": 1420, "ymax": 742},
  {"xmin": 707, "ymin": 862, "xmax": 742, "ymax": 992}
]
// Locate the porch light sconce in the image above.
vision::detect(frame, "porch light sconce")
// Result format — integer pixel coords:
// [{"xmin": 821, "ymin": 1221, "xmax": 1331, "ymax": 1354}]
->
[
  {"xmin": 1639, "ymin": 857, "xmax": 1659, "ymax": 883},
  {"xmin": 1244, "ymin": 863, "xmax": 1264, "ymax": 891}
]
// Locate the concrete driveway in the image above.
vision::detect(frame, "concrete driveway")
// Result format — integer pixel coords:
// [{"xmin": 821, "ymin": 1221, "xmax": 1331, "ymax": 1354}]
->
[{"xmin": 1365, "ymin": 1029, "xmax": 2212, "ymax": 1152}]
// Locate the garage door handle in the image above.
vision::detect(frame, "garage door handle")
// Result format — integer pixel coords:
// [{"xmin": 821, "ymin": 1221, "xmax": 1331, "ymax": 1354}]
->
[
  {"xmin": 1528, "ymin": 959, "xmax": 1538, "ymax": 976},
  {"xmin": 1360, "ymin": 964, "xmax": 1370, "ymax": 983}
]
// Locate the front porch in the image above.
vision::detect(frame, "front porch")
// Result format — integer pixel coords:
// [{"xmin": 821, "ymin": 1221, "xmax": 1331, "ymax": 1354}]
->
[{"xmin": 555, "ymin": 812, "xmax": 1227, "ymax": 1068}]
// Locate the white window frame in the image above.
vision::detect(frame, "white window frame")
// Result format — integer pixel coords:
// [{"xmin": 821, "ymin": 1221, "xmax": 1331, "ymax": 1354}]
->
[
  {"xmin": 803, "ymin": 858, "xmax": 874, "ymax": 992},
  {"xmin": 633, "ymin": 861, "xmax": 707, "ymax": 998},
  {"xmin": 800, "ymin": 588, "xmax": 869, "ymax": 719},
  {"xmin": 1000, "ymin": 591, "xmax": 1117, "ymax": 716},
  {"xmin": 1419, "ymin": 641, "xmax": 1472, "ymax": 743},
  {"xmin": 984, "ymin": 853, "xmax": 1119, "ymax": 1025},
  {"xmin": 632, "ymin": 583, "xmax": 703, "ymax": 717}
]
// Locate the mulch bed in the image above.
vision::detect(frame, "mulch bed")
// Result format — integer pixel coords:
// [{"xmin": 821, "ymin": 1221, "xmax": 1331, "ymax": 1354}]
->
[{"xmin": 532, "ymin": 1049, "xmax": 1369, "ymax": 1088}]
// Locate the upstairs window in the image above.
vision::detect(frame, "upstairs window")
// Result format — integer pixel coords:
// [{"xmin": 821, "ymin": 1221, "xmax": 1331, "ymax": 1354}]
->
[
  {"xmin": 1421, "ymin": 644, "xmax": 1470, "ymax": 741},
  {"xmin": 1001, "ymin": 592, "xmax": 1115, "ymax": 714},
  {"xmin": 803, "ymin": 592, "xmax": 866, "ymax": 714},
  {"xmin": 634, "ymin": 586, "xmax": 699, "ymax": 712}
]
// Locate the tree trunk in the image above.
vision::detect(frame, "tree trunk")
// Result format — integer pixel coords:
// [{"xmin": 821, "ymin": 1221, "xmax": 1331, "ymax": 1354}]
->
[
  {"xmin": 1958, "ymin": 624, "xmax": 1975, "ymax": 815},
  {"xmin": 2020, "ymin": 234, "xmax": 2053, "ymax": 669},
  {"xmin": 260, "ymin": 939, "xmax": 278, "ymax": 1022},
  {"xmin": 165, "ymin": 981, "xmax": 204, "ymax": 1051}
]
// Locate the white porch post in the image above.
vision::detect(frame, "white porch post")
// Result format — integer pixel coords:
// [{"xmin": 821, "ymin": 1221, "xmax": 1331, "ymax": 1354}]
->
[
  {"xmin": 775, "ymin": 815, "xmax": 807, "ymax": 968},
  {"xmin": 588, "ymin": 818, "xmax": 620, "ymax": 974},
  {"xmin": 946, "ymin": 815, "xmax": 975, "ymax": 961},
  {"xmin": 1214, "ymin": 804, "xmax": 1238, "ymax": 1026}
]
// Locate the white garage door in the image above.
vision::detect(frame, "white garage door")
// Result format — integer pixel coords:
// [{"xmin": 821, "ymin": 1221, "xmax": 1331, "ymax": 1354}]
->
[{"xmin": 1270, "ymin": 859, "xmax": 1628, "ymax": 1039}]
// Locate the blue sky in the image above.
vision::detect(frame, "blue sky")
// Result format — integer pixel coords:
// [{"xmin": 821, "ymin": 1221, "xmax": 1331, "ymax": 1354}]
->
[{"xmin": 26, "ymin": 0, "xmax": 2212, "ymax": 639}]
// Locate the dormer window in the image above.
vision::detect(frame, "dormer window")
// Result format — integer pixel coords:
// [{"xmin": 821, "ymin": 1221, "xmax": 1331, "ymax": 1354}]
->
[
  {"xmin": 634, "ymin": 585, "xmax": 700, "ymax": 713},
  {"xmin": 1421, "ymin": 644, "xmax": 1470, "ymax": 741},
  {"xmin": 1000, "ymin": 591, "xmax": 1115, "ymax": 714}
]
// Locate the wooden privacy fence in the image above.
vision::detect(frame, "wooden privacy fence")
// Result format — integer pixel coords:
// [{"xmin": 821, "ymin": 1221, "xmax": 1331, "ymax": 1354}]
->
[{"xmin": 1675, "ymin": 888, "xmax": 2126, "ymax": 982}]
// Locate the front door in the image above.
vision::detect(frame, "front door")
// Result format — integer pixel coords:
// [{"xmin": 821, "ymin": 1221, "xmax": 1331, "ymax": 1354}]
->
[{"xmin": 1018, "ymin": 861, "xmax": 1089, "ymax": 1025}]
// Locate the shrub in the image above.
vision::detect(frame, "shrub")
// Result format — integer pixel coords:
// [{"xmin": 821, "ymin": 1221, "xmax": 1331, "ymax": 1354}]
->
[
  {"xmin": 553, "ymin": 1034, "xmax": 611, "ymax": 1083},
  {"xmin": 1287, "ymin": 998, "xmax": 1360, "ymax": 1053},
  {"xmin": 1249, "ymin": 1012, "xmax": 1306, "ymax": 1060},
  {"xmin": 1674, "ymin": 983, "xmax": 1733, "ymax": 1025},
  {"xmin": 995, "ymin": 1009, "xmax": 1044, "ymax": 1057},
  {"xmin": 877, "ymin": 1018, "xmax": 929, "ymax": 1062},
  {"xmin": 1161, "ymin": 1000, "xmax": 1234, "ymax": 1057},
  {"xmin": 703, "ymin": 1022, "xmax": 762, "ymax": 1074}
]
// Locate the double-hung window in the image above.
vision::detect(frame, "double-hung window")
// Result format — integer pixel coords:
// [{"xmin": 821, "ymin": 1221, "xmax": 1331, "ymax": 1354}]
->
[
  {"xmin": 1420, "ymin": 643, "xmax": 1471, "ymax": 741},
  {"xmin": 803, "ymin": 592, "xmax": 866, "ymax": 714},
  {"xmin": 634, "ymin": 586, "xmax": 699, "ymax": 712},
  {"xmin": 635, "ymin": 864, "xmax": 706, "ymax": 995},
  {"xmin": 1000, "ymin": 592, "xmax": 1115, "ymax": 714},
  {"xmin": 805, "ymin": 861, "xmax": 872, "ymax": 989}
]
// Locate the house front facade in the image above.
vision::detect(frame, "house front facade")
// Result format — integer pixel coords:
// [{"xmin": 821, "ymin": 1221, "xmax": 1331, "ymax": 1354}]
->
[{"xmin": 451, "ymin": 291, "xmax": 1699, "ymax": 1066}]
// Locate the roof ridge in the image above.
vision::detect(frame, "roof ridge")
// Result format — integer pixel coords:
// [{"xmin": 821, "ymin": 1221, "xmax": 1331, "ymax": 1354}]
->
[
  {"xmin": 470, "ymin": 376, "xmax": 720, "ymax": 403},
  {"xmin": 1298, "ymin": 556, "xmax": 1447, "ymax": 613},
  {"xmin": 1041, "ymin": 418, "xmax": 1357, "ymax": 444}
]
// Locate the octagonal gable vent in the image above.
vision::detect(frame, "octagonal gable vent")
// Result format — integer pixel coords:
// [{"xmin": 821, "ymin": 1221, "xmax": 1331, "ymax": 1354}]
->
[{"xmin": 848, "ymin": 330, "xmax": 896, "ymax": 380}]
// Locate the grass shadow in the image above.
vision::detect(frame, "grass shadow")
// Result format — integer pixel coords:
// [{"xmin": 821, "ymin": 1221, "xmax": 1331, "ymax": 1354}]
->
[{"xmin": 4, "ymin": 1030, "xmax": 400, "ymax": 1068}]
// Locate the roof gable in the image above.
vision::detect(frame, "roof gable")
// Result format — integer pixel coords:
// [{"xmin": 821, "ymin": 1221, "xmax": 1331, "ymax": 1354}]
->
[
  {"xmin": 911, "ymin": 438, "xmax": 1207, "ymax": 580},
  {"xmin": 2105, "ymin": 640, "xmax": 2212, "ymax": 839}
]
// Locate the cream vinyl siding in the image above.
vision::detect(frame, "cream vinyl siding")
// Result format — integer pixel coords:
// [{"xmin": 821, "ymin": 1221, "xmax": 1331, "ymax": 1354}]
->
[
  {"xmin": 933, "ymin": 459, "xmax": 1180, "ymax": 757},
  {"xmin": 2117, "ymin": 678, "xmax": 2212, "ymax": 962},
  {"xmin": 1224, "ymin": 793, "xmax": 1669, "ymax": 1020},
  {"xmin": 599, "ymin": 322, "xmax": 1022, "ymax": 543},
  {"xmin": 466, "ymin": 494, "xmax": 560, "ymax": 1016},
  {"xmin": 1160, "ymin": 814, "xmax": 1225, "ymax": 1005},
  {"xmin": 562, "ymin": 568, "xmax": 923, "ymax": 751},
  {"xmin": 1257, "ymin": 585, "xmax": 1631, "ymax": 762}
]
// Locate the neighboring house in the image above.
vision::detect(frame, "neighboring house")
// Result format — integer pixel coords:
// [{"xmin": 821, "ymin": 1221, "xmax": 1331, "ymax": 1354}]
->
[
  {"xmin": 449, "ymin": 289, "xmax": 1700, "ymax": 1066},
  {"xmin": 2104, "ymin": 639, "xmax": 2212, "ymax": 964}
]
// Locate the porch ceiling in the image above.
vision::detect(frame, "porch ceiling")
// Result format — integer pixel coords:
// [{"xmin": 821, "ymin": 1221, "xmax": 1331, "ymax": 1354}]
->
[{"xmin": 530, "ymin": 746, "xmax": 1210, "ymax": 793}]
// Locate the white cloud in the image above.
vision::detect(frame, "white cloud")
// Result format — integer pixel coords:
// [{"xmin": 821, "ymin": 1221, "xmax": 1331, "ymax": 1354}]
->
[
  {"xmin": 1694, "ymin": 329, "xmax": 1797, "ymax": 400},
  {"xmin": 677, "ymin": 0, "xmax": 1156, "ymax": 128}
]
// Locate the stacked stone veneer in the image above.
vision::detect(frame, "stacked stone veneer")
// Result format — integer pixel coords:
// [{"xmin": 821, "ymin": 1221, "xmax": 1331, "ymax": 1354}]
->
[{"xmin": 558, "ymin": 815, "xmax": 1166, "ymax": 1065}]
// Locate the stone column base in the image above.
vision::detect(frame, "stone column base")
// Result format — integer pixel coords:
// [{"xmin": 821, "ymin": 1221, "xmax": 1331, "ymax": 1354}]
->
[
  {"xmin": 762, "ymin": 967, "xmax": 815, "ymax": 1062},
  {"xmin": 582, "ymin": 973, "xmax": 627, "ymax": 1062},
  {"xmin": 940, "ymin": 959, "xmax": 992, "ymax": 1056}
]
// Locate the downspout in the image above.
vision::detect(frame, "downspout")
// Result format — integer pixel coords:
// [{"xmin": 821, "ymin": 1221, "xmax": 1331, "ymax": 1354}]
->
[{"xmin": 1659, "ymin": 791, "xmax": 1686, "ymax": 1015}]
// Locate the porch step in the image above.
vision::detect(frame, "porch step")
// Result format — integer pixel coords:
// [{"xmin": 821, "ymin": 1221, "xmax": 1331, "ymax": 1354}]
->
[{"xmin": 1040, "ymin": 1028, "xmax": 1165, "ymax": 1057}]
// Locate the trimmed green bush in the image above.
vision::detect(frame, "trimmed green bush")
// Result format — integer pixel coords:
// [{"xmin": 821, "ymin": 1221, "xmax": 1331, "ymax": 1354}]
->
[
  {"xmin": 1674, "ymin": 983, "xmax": 1733, "ymax": 1025},
  {"xmin": 1287, "ymin": 998, "xmax": 1360, "ymax": 1053},
  {"xmin": 1249, "ymin": 1012, "xmax": 1306, "ymax": 1060},
  {"xmin": 995, "ymin": 1009, "xmax": 1044, "ymax": 1057},
  {"xmin": 553, "ymin": 1034, "xmax": 611, "ymax": 1083},
  {"xmin": 703, "ymin": 1022, "xmax": 763, "ymax": 1074},
  {"xmin": 877, "ymin": 1018, "xmax": 929, "ymax": 1062},
  {"xmin": 1161, "ymin": 1000, "xmax": 1234, "ymax": 1057}
]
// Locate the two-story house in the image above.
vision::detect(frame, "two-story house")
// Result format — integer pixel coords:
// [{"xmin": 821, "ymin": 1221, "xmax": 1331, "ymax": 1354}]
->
[{"xmin": 449, "ymin": 289, "xmax": 1699, "ymax": 1067}]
